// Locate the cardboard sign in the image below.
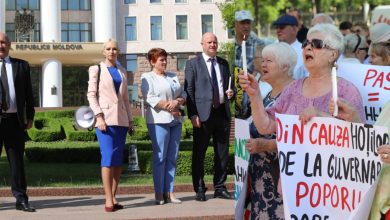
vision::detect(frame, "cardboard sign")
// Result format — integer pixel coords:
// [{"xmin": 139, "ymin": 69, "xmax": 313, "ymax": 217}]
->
[
  {"xmin": 337, "ymin": 63, "xmax": 390, "ymax": 124},
  {"xmin": 276, "ymin": 113, "xmax": 389, "ymax": 220},
  {"xmin": 234, "ymin": 118, "xmax": 250, "ymax": 220}
]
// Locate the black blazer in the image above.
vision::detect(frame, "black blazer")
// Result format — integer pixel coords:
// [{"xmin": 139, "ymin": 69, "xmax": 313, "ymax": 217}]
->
[
  {"xmin": 9, "ymin": 57, "xmax": 35, "ymax": 128},
  {"xmin": 185, "ymin": 54, "xmax": 231, "ymax": 122}
]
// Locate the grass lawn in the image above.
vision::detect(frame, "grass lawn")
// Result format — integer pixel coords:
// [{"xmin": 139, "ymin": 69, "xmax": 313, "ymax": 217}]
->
[{"xmin": 0, "ymin": 156, "xmax": 233, "ymax": 187}]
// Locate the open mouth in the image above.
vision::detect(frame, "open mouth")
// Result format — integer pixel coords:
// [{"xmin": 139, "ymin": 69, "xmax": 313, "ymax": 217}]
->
[{"xmin": 304, "ymin": 54, "xmax": 314, "ymax": 61}]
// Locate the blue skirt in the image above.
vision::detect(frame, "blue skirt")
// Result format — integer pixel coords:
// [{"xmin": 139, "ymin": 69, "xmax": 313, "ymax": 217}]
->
[{"xmin": 96, "ymin": 126, "xmax": 127, "ymax": 167}]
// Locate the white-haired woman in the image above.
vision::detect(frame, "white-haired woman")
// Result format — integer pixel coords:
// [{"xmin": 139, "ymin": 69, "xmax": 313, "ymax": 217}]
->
[
  {"xmin": 245, "ymin": 42, "xmax": 295, "ymax": 219},
  {"xmin": 341, "ymin": 33, "xmax": 368, "ymax": 63}
]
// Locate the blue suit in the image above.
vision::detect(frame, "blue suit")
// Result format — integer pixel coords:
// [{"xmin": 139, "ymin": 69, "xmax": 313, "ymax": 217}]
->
[{"xmin": 185, "ymin": 54, "xmax": 231, "ymax": 192}]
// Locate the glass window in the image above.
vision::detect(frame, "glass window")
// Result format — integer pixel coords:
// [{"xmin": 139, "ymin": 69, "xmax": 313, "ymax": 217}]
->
[
  {"xmin": 124, "ymin": 0, "xmax": 136, "ymax": 3},
  {"xmin": 175, "ymin": 0, "xmax": 187, "ymax": 3},
  {"xmin": 176, "ymin": 15, "xmax": 188, "ymax": 40},
  {"xmin": 150, "ymin": 16, "xmax": 162, "ymax": 41},
  {"xmin": 6, "ymin": 0, "xmax": 39, "ymax": 10},
  {"xmin": 125, "ymin": 17, "xmax": 137, "ymax": 41},
  {"xmin": 61, "ymin": 0, "xmax": 91, "ymax": 10},
  {"xmin": 177, "ymin": 54, "xmax": 189, "ymax": 71},
  {"xmin": 200, "ymin": 0, "xmax": 212, "ymax": 2},
  {"xmin": 150, "ymin": 0, "xmax": 161, "ymax": 3},
  {"xmin": 61, "ymin": 23, "xmax": 92, "ymax": 42},
  {"xmin": 5, "ymin": 23, "xmax": 15, "ymax": 42},
  {"xmin": 201, "ymin": 15, "xmax": 213, "ymax": 35},
  {"xmin": 126, "ymin": 54, "xmax": 138, "ymax": 72},
  {"xmin": 6, "ymin": 22, "xmax": 39, "ymax": 42}
]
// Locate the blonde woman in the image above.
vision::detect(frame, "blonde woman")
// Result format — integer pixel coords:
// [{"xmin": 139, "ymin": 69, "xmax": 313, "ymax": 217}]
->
[{"xmin": 87, "ymin": 39, "xmax": 134, "ymax": 212}]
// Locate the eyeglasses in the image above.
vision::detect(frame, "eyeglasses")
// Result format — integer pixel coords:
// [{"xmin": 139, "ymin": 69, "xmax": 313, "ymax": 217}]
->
[
  {"xmin": 357, "ymin": 47, "xmax": 369, "ymax": 53},
  {"xmin": 302, "ymin": 39, "xmax": 330, "ymax": 49}
]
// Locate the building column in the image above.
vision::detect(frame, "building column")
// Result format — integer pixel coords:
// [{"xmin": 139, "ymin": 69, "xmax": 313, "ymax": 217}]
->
[
  {"xmin": 40, "ymin": 0, "xmax": 61, "ymax": 107},
  {"xmin": 93, "ymin": 0, "xmax": 116, "ymax": 42},
  {"xmin": 0, "ymin": 0, "xmax": 5, "ymax": 32},
  {"xmin": 42, "ymin": 59, "xmax": 62, "ymax": 107}
]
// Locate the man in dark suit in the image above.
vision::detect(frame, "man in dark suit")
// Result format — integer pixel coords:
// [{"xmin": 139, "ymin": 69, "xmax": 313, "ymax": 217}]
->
[
  {"xmin": 185, "ymin": 32, "xmax": 233, "ymax": 201},
  {"xmin": 0, "ymin": 32, "xmax": 35, "ymax": 212}
]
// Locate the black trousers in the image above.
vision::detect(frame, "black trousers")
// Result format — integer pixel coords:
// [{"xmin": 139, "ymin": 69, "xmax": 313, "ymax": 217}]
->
[
  {"xmin": 192, "ymin": 105, "xmax": 230, "ymax": 192},
  {"xmin": 0, "ymin": 113, "xmax": 28, "ymax": 203}
]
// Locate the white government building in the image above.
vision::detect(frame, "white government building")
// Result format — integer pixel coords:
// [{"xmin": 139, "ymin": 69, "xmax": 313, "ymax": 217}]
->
[{"xmin": 0, "ymin": 0, "xmax": 232, "ymax": 107}]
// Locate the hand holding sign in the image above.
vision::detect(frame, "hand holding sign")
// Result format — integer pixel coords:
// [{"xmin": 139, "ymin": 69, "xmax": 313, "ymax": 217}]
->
[{"xmin": 328, "ymin": 97, "xmax": 363, "ymax": 123}]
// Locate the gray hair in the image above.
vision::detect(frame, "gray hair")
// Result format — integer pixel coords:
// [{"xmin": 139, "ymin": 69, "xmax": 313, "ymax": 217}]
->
[
  {"xmin": 308, "ymin": 23, "xmax": 344, "ymax": 56},
  {"xmin": 343, "ymin": 33, "xmax": 366, "ymax": 54},
  {"xmin": 262, "ymin": 42, "xmax": 297, "ymax": 76},
  {"xmin": 311, "ymin": 13, "xmax": 334, "ymax": 25}
]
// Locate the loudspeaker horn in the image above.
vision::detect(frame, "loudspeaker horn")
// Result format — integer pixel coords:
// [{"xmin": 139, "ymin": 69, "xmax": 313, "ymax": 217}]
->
[{"xmin": 74, "ymin": 106, "xmax": 96, "ymax": 129}]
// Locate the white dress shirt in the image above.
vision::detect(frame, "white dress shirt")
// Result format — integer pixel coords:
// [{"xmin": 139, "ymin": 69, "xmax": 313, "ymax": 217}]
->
[
  {"xmin": 202, "ymin": 53, "xmax": 224, "ymax": 104},
  {"xmin": 0, "ymin": 56, "xmax": 17, "ymax": 113}
]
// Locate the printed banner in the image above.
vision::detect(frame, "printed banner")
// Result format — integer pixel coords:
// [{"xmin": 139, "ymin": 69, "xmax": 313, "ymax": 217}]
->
[
  {"xmin": 276, "ymin": 113, "xmax": 389, "ymax": 220},
  {"xmin": 234, "ymin": 118, "xmax": 250, "ymax": 220},
  {"xmin": 337, "ymin": 63, "xmax": 389, "ymax": 124}
]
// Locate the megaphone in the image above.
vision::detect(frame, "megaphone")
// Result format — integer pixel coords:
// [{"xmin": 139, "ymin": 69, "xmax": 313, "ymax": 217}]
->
[{"xmin": 74, "ymin": 106, "xmax": 96, "ymax": 130}]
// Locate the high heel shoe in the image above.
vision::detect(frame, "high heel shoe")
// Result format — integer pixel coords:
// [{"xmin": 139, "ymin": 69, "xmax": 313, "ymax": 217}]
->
[
  {"xmin": 165, "ymin": 192, "xmax": 182, "ymax": 204},
  {"xmin": 104, "ymin": 206, "xmax": 115, "ymax": 212}
]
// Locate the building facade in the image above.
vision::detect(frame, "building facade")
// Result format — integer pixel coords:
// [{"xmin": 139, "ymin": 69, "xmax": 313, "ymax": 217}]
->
[{"xmin": 1, "ymin": 0, "xmax": 232, "ymax": 107}]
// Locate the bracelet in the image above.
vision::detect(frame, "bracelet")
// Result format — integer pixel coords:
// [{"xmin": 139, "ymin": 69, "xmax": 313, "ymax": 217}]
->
[{"xmin": 95, "ymin": 113, "xmax": 103, "ymax": 118}]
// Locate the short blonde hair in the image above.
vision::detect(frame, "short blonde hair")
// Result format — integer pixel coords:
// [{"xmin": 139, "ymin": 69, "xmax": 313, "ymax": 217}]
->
[{"xmin": 102, "ymin": 38, "xmax": 119, "ymax": 51}]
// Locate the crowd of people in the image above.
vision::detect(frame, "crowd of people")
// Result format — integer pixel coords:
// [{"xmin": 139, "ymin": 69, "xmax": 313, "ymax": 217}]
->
[{"xmin": 0, "ymin": 5, "xmax": 389, "ymax": 220}]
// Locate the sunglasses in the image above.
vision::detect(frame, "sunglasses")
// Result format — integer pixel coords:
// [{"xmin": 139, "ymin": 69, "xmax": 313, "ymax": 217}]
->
[
  {"xmin": 357, "ymin": 47, "xmax": 369, "ymax": 53},
  {"xmin": 302, "ymin": 39, "xmax": 330, "ymax": 49}
]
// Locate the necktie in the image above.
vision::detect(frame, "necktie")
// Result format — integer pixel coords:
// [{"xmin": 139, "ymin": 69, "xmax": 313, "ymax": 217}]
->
[
  {"xmin": 209, "ymin": 58, "xmax": 220, "ymax": 108},
  {"xmin": 1, "ymin": 59, "xmax": 10, "ymax": 111}
]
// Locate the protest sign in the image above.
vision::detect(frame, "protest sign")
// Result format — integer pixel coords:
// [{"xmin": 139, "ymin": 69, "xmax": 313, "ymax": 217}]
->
[
  {"xmin": 234, "ymin": 118, "xmax": 250, "ymax": 220},
  {"xmin": 337, "ymin": 63, "xmax": 389, "ymax": 124},
  {"xmin": 276, "ymin": 113, "xmax": 389, "ymax": 220}
]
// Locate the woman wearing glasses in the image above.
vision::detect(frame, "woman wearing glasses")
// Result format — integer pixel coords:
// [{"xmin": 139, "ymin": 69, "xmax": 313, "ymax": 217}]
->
[
  {"xmin": 239, "ymin": 24, "xmax": 365, "ymax": 217},
  {"xmin": 341, "ymin": 33, "xmax": 368, "ymax": 64}
]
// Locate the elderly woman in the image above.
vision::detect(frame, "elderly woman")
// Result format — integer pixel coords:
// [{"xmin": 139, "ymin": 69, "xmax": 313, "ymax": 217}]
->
[
  {"xmin": 369, "ymin": 41, "xmax": 390, "ymax": 66},
  {"xmin": 87, "ymin": 39, "xmax": 134, "ymax": 212},
  {"xmin": 341, "ymin": 33, "xmax": 368, "ymax": 63},
  {"xmin": 141, "ymin": 48, "xmax": 186, "ymax": 205},
  {"xmin": 246, "ymin": 42, "xmax": 295, "ymax": 219}
]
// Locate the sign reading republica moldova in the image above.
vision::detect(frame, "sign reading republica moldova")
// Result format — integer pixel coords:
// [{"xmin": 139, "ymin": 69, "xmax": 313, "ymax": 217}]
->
[
  {"xmin": 337, "ymin": 63, "xmax": 390, "ymax": 124},
  {"xmin": 234, "ymin": 118, "xmax": 250, "ymax": 220},
  {"xmin": 276, "ymin": 113, "xmax": 389, "ymax": 220}
]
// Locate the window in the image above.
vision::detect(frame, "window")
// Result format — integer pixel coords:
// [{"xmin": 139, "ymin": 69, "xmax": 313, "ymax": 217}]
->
[
  {"xmin": 124, "ymin": 0, "xmax": 136, "ymax": 3},
  {"xmin": 6, "ymin": 0, "xmax": 39, "ymax": 10},
  {"xmin": 6, "ymin": 22, "xmax": 40, "ymax": 42},
  {"xmin": 61, "ymin": 0, "xmax": 91, "ymax": 10},
  {"xmin": 150, "ymin": 16, "xmax": 162, "ymax": 41},
  {"xmin": 176, "ymin": 15, "xmax": 188, "ymax": 40},
  {"xmin": 150, "ymin": 0, "xmax": 161, "ymax": 3},
  {"xmin": 175, "ymin": 0, "xmax": 187, "ymax": 3},
  {"xmin": 61, "ymin": 23, "xmax": 92, "ymax": 42},
  {"xmin": 125, "ymin": 17, "xmax": 137, "ymax": 41},
  {"xmin": 177, "ymin": 54, "xmax": 189, "ymax": 71},
  {"xmin": 126, "ymin": 54, "xmax": 138, "ymax": 72},
  {"xmin": 5, "ymin": 23, "xmax": 15, "ymax": 41},
  {"xmin": 200, "ymin": 0, "xmax": 212, "ymax": 2},
  {"xmin": 201, "ymin": 15, "xmax": 213, "ymax": 34}
]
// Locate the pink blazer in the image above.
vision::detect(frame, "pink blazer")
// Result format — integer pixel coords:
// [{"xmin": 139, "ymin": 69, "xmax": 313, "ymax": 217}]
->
[{"xmin": 87, "ymin": 61, "xmax": 133, "ymax": 127}]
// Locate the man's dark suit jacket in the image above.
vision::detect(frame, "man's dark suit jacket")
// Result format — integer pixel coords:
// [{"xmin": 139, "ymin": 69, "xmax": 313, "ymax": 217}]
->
[
  {"xmin": 9, "ymin": 57, "xmax": 35, "ymax": 127},
  {"xmin": 185, "ymin": 54, "xmax": 231, "ymax": 121}
]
